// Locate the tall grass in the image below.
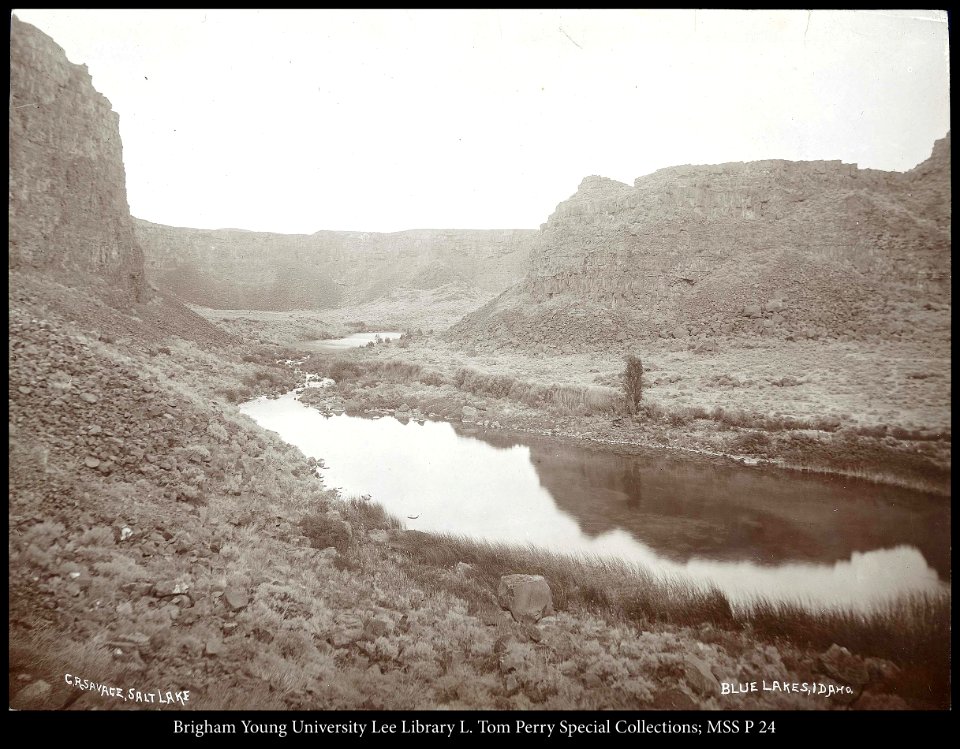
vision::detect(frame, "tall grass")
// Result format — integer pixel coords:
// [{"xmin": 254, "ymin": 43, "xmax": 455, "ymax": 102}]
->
[
  {"xmin": 393, "ymin": 531, "xmax": 736, "ymax": 629},
  {"xmin": 320, "ymin": 357, "xmax": 445, "ymax": 388},
  {"xmin": 388, "ymin": 528, "xmax": 950, "ymax": 688},
  {"xmin": 454, "ymin": 367, "xmax": 619, "ymax": 415},
  {"xmin": 742, "ymin": 592, "xmax": 951, "ymax": 707}
]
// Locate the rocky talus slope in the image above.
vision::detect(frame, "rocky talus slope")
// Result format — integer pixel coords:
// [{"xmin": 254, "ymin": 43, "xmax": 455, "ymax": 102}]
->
[
  {"xmin": 135, "ymin": 220, "xmax": 537, "ymax": 311},
  {"xmin": 452, "ymin": 136, "xmax": 951, "ymax": 351}
]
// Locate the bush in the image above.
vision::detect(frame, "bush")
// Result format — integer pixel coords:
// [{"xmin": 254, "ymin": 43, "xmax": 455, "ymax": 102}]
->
[
  {"xmin": 418, "ymin": 370, "xmax": 447, "ymax": 387},
  {"xmin": 730, "ymin": 430, "xmax": 772, "ymax": 454},
  {"xmin": 327, "ymin": 359, "xmax": 362, "ymax": 382},
  {"xmin": 622, "ymin": 355, "xmax": 644, "ymax": 415},
  {"xmin": 299, "ymin": 512, "xmax": 353, "ymax": 552}
]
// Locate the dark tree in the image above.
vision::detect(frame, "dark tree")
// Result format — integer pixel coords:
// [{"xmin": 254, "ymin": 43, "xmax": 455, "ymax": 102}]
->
[{"xmin": 622, "ymin": 355, "xmax": 644, "ymax": 415}]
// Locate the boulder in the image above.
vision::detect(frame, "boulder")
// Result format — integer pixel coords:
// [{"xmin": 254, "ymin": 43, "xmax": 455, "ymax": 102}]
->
[
  {"xmin": 497, "ymin": 574, "xmax": 554, "ymax": 623},
  {"xmin": 204, "ymin": 637, "xmax": 224, "ymax": 657},
  {"xmin": 864, "ymin": 657, "xmax": 901, "ymax": 685},
  {"xmin": 461, "ymin": 405, "xmax": 478, "ymax": 423},
  {"xmin": 684, "ymin": 655, "xmax": 720, "ymax": 696},
  {"xmin": 152, "ymin": 580, "xmax": 190, "ymax": 598},
  {"xmin": 222, "ymin": 585, "xmax": 250, "ymax": 612},
  {"xmin": 10, "ymin": 680, "xmax": 53, "ymax": 709},
  {"xmin": 819, "ymin": 644, "xmax": 869, "ymax": 688}
]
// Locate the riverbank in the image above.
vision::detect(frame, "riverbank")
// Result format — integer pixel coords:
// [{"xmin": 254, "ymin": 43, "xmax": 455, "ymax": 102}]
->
[
  {"xmin": 8, "ymin": 283, "xmax": 950, "ymax": 710},
  {"xmin": 273, "ymin": 334, "xmax": 950, "ymax": 496}
]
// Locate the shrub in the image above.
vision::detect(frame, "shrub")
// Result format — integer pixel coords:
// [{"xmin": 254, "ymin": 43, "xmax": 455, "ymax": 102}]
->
[
  {"xmin": 216, "ymin": 386, "xmax": 249, "ymax": 404},
  {"xmin": 730, "ymin": 430, "xmax": 772, "ymax": 454},
  {"xmin": 299, "ymin": 512, "xmax": 354, "ymax": 552},
  {"xmin": 636, "ymin": 401, "xmax": 667, "ymax": 422},
  {"xmin": 622, "ymin": 355, "xmax": 644, "ymax": 415},
  {"xmin": 418, "ymin": 370, "xmax": 447, "ymax": 387},
  {"xmin": 327, "ymin": 359, "xmax": 362, "ymax": 382}
]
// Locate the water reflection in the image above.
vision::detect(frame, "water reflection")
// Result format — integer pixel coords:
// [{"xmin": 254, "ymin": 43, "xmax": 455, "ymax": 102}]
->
[
  {"xmin": 240, "ymin": 392, "xmax": 949, "ymax": 611},
  {"xmin": 306, "ymin": 331, "xmax": 402, "ymax": 351}
]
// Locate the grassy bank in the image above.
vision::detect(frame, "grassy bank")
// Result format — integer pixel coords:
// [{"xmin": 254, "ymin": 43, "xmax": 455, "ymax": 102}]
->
[
  {"xmin": 384, "ymin": 529, "xmax": 950, "ymax": 708},
  {"xmin": 290, "ymin": 347, "xmax": 951, "ymax": 495}
]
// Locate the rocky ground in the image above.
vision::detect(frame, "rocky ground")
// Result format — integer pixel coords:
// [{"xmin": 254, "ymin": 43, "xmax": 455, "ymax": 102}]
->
[{"xmin": 8, "ymin": 282, "xmax": 940, "ymax": 711}]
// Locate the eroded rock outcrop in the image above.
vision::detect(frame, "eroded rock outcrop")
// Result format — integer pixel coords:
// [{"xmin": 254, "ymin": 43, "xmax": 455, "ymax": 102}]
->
[
  {"xmin": 452, "ymin": 138, "xmax": 951, "ymax": 350},
  {"xmin": 135, "ymin": 220, "xmax": 537, "ymax": 310},
  {"xmin": 9, "ymin": 17, "xmax": 145, "ymax": 303}
]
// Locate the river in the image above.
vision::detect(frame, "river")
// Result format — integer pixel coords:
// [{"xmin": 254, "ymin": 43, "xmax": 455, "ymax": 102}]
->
[{"xmin": 240, "ymin": 391, "xmax": 949, "ymax": 611}]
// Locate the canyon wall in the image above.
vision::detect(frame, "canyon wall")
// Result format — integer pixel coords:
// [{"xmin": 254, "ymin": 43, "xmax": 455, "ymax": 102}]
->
[
  {"xmin": 453, "ymin": 135, "xmax": 950, "ymax": 350},
  {"xmin": 135, "ymin": 220, "xmax": 538, "ymax": 310},
  {"xmin": 9, "ymin": 16, "xmax": 145, "ymax": 303}
]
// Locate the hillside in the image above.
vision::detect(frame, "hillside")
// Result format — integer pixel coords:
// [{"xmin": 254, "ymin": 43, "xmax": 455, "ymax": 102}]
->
[
  {"xmin": 134, "ymin": 220, "xmax": 537, "ymax": 311},
  {"xmin": 451, "ymin": 139, "xmax": 951, "ymax": 351}
]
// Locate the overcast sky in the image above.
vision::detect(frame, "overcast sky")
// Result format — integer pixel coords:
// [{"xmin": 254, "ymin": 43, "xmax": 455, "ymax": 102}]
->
[{"xmin": 12, "ymin": 9, "xmax": 951, "ymax": 234}]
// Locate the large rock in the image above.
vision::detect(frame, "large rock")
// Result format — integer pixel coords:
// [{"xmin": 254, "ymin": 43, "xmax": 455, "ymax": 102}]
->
[
  {"xmin": 152, "ymin": 580, "xmax": 190, "ymax": 598},
  {"xmin": 11, "ymin": 680, "xmax": 53, "ymax": 709},
  {"xmin": 818, "ymin": 644, "xmax": 869, "ymax": 688},
  {"xmin": 222, "ymin": 585, "xmax": 250, "ymax": 612},
  {"xmin": 497, "ymin": 574, "xmax": 554, "ymax": 623},
  {"xmin": 461, "ymin": 405, "xmax": 478, "ymax": 423},
  {"xmin": 684, "ymin": 655, "xmax": 720, "ymax": 696}
]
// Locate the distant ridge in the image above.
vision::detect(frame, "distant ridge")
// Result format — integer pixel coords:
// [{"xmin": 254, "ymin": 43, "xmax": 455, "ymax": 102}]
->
[{"xmin": 134, "ymin": 220, "xmax": 538, "ymax": 311}]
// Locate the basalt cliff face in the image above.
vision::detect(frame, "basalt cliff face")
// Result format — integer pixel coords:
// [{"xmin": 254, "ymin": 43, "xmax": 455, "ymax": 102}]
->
[
  {"xmin": 134, "ymin": 220, "xmax": 537, "ymax": 311},
  {"xmin": 452, "ymin": 136, "xmax": 951, "ymax": 351},
  {"xmin": 9, "ymin": 17, "xmax": 145, "ymax": 303}
]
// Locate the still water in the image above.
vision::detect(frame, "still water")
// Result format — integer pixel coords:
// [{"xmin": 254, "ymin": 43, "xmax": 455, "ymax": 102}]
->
[
  {"xmin": 308, "ymin": 331, "xmax": 402, "ymax": 351},
  {"xmin": 240, "ymin": 392, "xmax": 949, "ymax": 611}
]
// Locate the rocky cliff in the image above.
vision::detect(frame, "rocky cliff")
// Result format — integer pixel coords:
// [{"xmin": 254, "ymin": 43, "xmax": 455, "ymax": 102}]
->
[
  {"xmin": 452, "ymin": 136, "xmax": 951, "ymax": 350},
  {"xmin": 9, "ymin": 16, "xmax": 145, "ymax": 303},
  {"xmin": 135, "ymin": 220, "xmax": 538, "ymax": 311}
]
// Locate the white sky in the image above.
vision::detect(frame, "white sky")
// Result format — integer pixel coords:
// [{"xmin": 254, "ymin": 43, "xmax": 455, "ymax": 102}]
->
[{"xmin": 11, "ymin": 9, "xmax": 951, "ymax": 234}]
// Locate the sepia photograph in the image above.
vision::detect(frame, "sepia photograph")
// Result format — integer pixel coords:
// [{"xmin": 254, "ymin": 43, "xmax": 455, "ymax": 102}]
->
[{"xmin": 9, "ymin": 8, "xmax": 950, "ymax": 724}]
